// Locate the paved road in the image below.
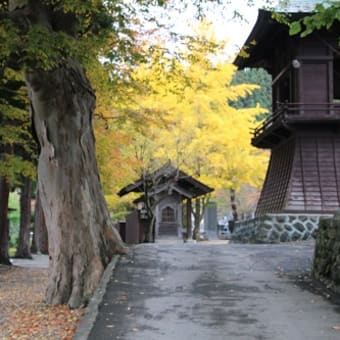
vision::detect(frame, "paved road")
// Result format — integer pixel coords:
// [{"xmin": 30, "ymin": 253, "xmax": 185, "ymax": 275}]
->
[
  {"xmin": 88, "ymin": 240, "xmax": 340, "ymax": 340},
  {"xmin": 10, "ymin": 254, "xmax": 49, "ymax": 268}
]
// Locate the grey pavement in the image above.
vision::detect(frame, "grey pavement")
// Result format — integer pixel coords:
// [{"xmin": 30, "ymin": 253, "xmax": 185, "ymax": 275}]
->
[
  {"xmin": 87, "ymin": 239, "xmax": 340, "ymax": 340},
  {"xmin": 10, "ymin": 254, "xmax": 49, "ymax": 268}
]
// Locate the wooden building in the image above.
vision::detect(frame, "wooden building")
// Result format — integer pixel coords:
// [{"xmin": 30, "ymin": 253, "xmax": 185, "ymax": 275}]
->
[
  {"xmin": 234, "ymin": 8, "xmax": 340, "ymax": 216},
  {"xmin": 118, "ymin": 162, "xmax": 213, "ymax": 242}
]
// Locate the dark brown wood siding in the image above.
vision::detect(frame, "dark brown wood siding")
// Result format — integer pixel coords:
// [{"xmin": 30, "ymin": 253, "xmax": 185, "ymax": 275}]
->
[
  {"xmin": 298, "ymin": 37, "xmax": 329, "ymax": 57},
  {"xmin": 297, "ymin": 35, "xmax": 333, "ymax": 108},
  {"xmin": 285, "ymin": 133, "xmax": 340, "ymax": 213},
  {"xmin": 300, "ymin": 62, "xmax": 330, "ymax": 106},
  {"xmin": 236, "ymin": 12, "xmax": 340, "ymax": 216},
  {"xmin": 255, "ymin": 139, "xmax": 295, "ymax": 216},
  {"xmin": 256, "ymin": 131, "xmax": 340, "ymax": 216}
]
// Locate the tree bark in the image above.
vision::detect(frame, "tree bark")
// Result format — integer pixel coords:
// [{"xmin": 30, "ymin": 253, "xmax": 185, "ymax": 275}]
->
[
  {"xmin": 230, "ymin": 188, "xmax": 238, "ymax": 221},
  {"xmin": 147, "ymin": 216, "xmax": 155, "ymax": 243},
  {"xmin": 15, "ymin": 177, "xmax": 32, "ymax": 259},
  {"xmin": 25, "ymin": 60, "xmax": 126, "ymax": 309},
  {"xmin": 30, "ymin": 227, "xmax": 37, "ymax": 254},
  {"xmin": 31, "ymin": 189, "xmax": 48, "ymax": 254},
  {"xmin": 186, "ymin": 199, "xmax": 192, "ymax": 240},
  {"xmin": 0, "ymin": 177, "xmax": 11, "ymax": 265},
  {"xmin": 193, "ymin": 198, "xmax": 201, "ymax": 240},
  {"xmin": 192, "ymin": 195, "xmax": 210, "ymax": 240}
]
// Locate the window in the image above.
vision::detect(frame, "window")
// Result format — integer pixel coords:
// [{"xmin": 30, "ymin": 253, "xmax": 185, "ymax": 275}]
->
[{"xmin": 161, "ymin": 206, "xmax": 175, "ymax": 223}]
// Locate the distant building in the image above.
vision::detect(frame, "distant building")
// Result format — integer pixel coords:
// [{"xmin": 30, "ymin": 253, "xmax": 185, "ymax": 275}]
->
[
  {"xmin": 235, "ymin": 8, "xmax": 340, "ymax": 216},
  {"xmin": 118, "ymin": 162, "xmax": 213, "ymax": 243},
  {"xmin": 232, "ymin": 5, "xmax": 340, "ymax": 243}
]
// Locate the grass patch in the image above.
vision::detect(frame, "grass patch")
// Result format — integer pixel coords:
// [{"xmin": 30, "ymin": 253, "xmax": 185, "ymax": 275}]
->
[{"xmin": 8, "ymin": 191, "xmax": 20, "ymax": 248}]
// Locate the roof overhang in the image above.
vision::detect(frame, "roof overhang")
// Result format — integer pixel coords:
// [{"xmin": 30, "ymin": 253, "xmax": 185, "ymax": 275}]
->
[
  {"xmin": 233, "ymin": 9, "xmax": 309, "ymax": 70},
  {"xmin": 118, "ymin": 162, "xmax": 214, "ymax": 199}
]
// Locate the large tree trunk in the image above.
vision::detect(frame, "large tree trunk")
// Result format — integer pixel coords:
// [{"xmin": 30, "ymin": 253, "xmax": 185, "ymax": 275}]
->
[
  {"xmin": 0, "ymin": 177, "xmax": 11, "ymax": 265},
  {"xmin": 15, "ymin": 177, "xmax": 32, "ymax": 259},
  {"xmin": 25, "ymin": 60, "xmax": 126, "ymax": 309},
  {"xmin": 31, "ymin": 189, "xmax": 48, "ymax": 255}
]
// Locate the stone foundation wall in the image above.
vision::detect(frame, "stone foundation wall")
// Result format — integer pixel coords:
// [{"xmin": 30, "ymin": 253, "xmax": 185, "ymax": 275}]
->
[
  {"xmin": 313, "ymin": 214, "xmax": 340, "ymax": 291},
  {"xmin": 232, "ymin": 214, "xmax": 331, "ymax": 243}
]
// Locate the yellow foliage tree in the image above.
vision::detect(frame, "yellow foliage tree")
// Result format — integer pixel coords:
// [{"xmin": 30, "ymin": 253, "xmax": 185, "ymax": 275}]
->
[
  {"xmin": 121, "ymin": 21, "xmax": 269, "ymax": 236},
  {"xmin": 93, "ymin": 20, "xmax": 268, "ymax": 233},
  {"xmin": 86, "ymin": 58, "xmax": 143, "ymax": 212},
  {"xmin": 87, "ymin": 54, "xmax": 168, "ymax": 216}
]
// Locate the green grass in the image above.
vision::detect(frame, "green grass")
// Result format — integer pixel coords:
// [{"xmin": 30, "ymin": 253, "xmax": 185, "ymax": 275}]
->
[
  {"xmin": 8, "ymin": 191, "xmax": 20, "ymax": 223},
  {"xmin": 8, "ymin": 190, "xmax": 20, "ymax": 248}
]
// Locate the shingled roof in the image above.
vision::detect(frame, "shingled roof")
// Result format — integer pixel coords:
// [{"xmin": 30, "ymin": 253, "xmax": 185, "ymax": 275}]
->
[
  {"xmin": 118, "ymin": 161, "xmax": 214, "ymax": 200},
  {"xmin": 233, "ymin": 9, "xmax": 310, "ymax": 70}
]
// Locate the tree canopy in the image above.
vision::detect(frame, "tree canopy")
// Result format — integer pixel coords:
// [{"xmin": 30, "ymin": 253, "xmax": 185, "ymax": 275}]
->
[
  {"xmin": 289, "ymin": 1, "xmax": 340, "ymax": 37},
  {"xmin": 0, "ymin": 68, "xmax": 35, "ymax": 183},
  {"xmin": 119, "ymin": 21, "xmax": 269, "ymax": 195},
  {"xmin": 231, "ymin": 68, "xmax": 272, "ymax": 120}
]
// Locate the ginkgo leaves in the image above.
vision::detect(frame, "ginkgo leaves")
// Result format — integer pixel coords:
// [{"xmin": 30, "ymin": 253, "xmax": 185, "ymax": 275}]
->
[{"xmin": 124, "ymin": 20, "xmax": 269, "ymax": 192}]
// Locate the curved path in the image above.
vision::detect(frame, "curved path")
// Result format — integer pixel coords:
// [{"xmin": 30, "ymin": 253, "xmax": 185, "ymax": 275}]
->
[{"xmin": 88, "ymin": 240, "xmax": 340, "ymax": 340}]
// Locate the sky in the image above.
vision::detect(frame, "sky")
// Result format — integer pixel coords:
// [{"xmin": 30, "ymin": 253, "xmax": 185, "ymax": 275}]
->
[
  {"xmin": 145, "ymin": 0, "xmax": 320, "ymax": 60},
  {"xmin": 143, "ymin": 0, "xmax": 276, "ymax": 60},
  {"xmin": 209, "ymin": 0, "xmax": 320, "ymax": 57},
  {"xmin": 203, "ymin": 0, "xmax": 269, "ymax": 57}
]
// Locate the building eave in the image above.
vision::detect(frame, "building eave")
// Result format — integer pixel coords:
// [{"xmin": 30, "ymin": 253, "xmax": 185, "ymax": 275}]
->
[
  {"xmin": 233, "ymin": 10, "xmax": 311, "ymax": 70},
  {"xmin": 117, "ymin": 162, "xmax": 214, "ymax": 199}
]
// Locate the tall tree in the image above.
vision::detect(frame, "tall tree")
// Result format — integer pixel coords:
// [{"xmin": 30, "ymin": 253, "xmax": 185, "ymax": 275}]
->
[
  {"xmin": 15, "ymin": 176, "xmax": 32, "ymax": 258},
  {"xmin": 231, "ymin": 68, "xmax": 272, "ymax": 120},
  {"xmin": 25, "ymin": 28, "xmax": 126, "ymax": 309},
  {"xmin": 0, "ymin": 176, "xmax": 11, "ymax": 265},
  {"xmin": 0, "ymin": 68, "xmax": 34, "ymax": 264},
  {"xmin": 122, "ymin": 21, "xmax": 268, "ymax": 230}
]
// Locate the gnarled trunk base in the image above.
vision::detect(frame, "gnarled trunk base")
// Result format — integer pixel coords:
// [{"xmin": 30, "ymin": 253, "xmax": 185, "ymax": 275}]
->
[{"xmin": 26, "ymin": 60, "xmax": 126, "ymax": 309}]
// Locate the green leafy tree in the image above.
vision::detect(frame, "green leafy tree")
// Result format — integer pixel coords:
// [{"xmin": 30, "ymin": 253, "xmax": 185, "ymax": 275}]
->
[
  {"xmin": 0, "ymin": 68, "xmax": 35, "ymax": 264},
  {"xmin": 0, "ymin": 69, "xmax": 35, "ymax": 182},
  {"xmin": 231, "ymin": 68, "xmax": 272, "ymax": 120},
  {"xmin": 289, "ymin": 1, "xmax": 340, "ymax": 37}
]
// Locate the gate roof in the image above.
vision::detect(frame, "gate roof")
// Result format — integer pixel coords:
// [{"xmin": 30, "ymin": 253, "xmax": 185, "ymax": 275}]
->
[{"xmin": 118, "ymin": 161, "xmax": 214, "ymax": 200}]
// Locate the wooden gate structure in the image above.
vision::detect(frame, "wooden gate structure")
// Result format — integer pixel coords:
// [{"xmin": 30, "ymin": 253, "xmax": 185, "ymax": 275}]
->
[{"xmin": 118, "ymin": 162, "xmax": 213, "ymax": 243}]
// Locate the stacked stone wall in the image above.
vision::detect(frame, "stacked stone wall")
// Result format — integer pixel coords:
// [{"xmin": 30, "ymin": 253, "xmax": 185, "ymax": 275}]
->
[
  {"xmin": 313, "ymin": 214, "xmax": 340, "ymax": 291},
  {"xmin": 232, "ymin": 214, "xmax": 331, "ymax": 243}
]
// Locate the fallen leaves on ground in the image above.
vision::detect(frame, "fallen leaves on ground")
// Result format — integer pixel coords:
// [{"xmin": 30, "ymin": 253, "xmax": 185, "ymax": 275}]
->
[{"xmin": 0, "ymin": 265, "xmax": 85, "ymax": 339}]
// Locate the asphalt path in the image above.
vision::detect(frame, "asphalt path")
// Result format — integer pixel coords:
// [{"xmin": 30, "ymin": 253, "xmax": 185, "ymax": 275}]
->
[
  {"xmin": 10, "ymin": 254, "xmax": 49, "ymax": 268},
  {"xmin": 88, "ymin": 240, "xmax": 340, "ymax": 340}
]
